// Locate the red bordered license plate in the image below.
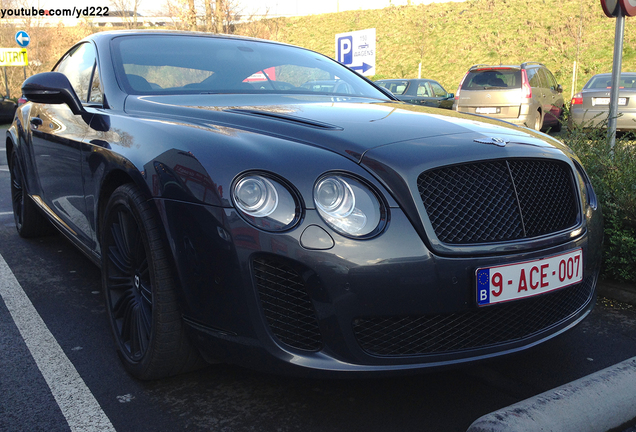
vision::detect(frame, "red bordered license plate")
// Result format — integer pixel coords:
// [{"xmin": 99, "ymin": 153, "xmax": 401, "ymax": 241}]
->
[{"xmin": 476, "ymin": 249, "xmax": 583, "ymax": 307}]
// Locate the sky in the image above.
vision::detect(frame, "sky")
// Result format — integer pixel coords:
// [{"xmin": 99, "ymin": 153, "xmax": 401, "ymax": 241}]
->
[{"xmin": 24, "ymin": 0, "xmax": 466, "ymax": 18}]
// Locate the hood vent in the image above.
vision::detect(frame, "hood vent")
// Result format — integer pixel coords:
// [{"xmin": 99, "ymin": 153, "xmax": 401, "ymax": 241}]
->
[{"xmin": 225, "ymin": 108, "xmax": 343, "ymax": 130}]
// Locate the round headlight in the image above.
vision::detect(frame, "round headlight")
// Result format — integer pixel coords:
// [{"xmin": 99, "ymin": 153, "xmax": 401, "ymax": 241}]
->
[
  {"xmin": 234, "ymin": 176, "xmax": 278, "ymax": 217},
  {"xmin": 315, "ymin": 177, "xmax": 354, "ymax": 217},
  {"xmin": 232, "ymin": 174, "xmax": 300, "ymax": 231},
  {"xmin": 313, "ymin": 174, "xmax": 385, "ymax": 238}
]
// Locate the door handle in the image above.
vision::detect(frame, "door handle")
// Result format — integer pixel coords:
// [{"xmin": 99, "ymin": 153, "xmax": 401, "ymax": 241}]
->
[{"xmin": 30, "ymin": 117, "xmax": 43, "ymax": 127}]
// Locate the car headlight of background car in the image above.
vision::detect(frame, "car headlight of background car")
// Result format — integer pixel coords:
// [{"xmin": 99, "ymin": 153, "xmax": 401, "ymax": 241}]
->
[
  {"xmin": 313, "ymin": 173, "xmax": 387, "ymax": 238},
  {"xmin": 232, "ymin": 173, "xmax": 301, "ymax": 231}
]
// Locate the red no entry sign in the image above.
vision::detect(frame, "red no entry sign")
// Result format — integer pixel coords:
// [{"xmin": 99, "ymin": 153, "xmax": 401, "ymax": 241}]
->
[
  {"xmin": 602, "ymin": 0, "xmax": 636, "ymax": 17},
  {"xmin": 620, "ymin": 0, "xmax": 636, "ymax": 16}
]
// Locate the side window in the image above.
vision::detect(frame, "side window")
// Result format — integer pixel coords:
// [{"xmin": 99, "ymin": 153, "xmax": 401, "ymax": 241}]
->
[
  {"xmin": 55, "ymin": 43, "xmax": 98, "ymax": 103},
  {"xmin": 416, "ymin": 83, "xmax": 430, "ymax": 97},
  {"xmin": 430, "ymin": 82, "xmax": 447, "ymax": 97},
  {"xmin": 537, "ymin": 68, "xmax": 550, "ymax": 90},
  {"xmin": 527, "ymin": 68, "xmax": 541, "ymax": 88},
  {"xmin": 544, "ymin": 69, "xmax": 558, "ymax": 91},
  {"xmin": 89, "ymin": 66, "xmax": 103, "ymax": 104}
]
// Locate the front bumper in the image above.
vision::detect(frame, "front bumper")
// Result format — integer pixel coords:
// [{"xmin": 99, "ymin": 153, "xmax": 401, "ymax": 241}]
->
[{"xmin": 157, "ymin": 197, "xmax": 603, "ymax": 376}]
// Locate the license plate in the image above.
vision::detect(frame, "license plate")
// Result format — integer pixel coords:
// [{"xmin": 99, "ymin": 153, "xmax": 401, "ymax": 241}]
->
[
  {"xmin": 476, "ymin": 107, "xmax": 499, "ymax": 114},
  {"xmin": 594, "ymin": 97, "xmax": 627, "ymax": 106},
  {"xmin": 476, "ymin": 249, "xmax": 583, "ymax": 307}
]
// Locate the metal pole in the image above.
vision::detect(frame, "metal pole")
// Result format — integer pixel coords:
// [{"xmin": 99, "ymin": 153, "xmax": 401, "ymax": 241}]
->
[
  {"xmin": 608, "ymin": 6, "xmax": 625, "ymax": 150},
  {"xmin": 3, "ymin": 66, "xmax": 9, "ymax": 99},
  {"xmin": 571, "ymin": 61, "xmax": 577, "ymax": 101}
]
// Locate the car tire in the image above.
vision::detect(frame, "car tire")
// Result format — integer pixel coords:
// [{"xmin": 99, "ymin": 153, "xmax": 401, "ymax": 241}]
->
[
  {"xmin": 552, "ymin": 110, "xmax": 563, "ymax": 132},
  {"xmin": 9, "ymin": 150, "xmax": 52, "ymax": 238},
  {"xmin": 101, "ymin": 183, "xmax": 205, "ymax": 380},
  {"xmin": 533, "ymin": 111, "xmax": 543, "ymax": 131}
]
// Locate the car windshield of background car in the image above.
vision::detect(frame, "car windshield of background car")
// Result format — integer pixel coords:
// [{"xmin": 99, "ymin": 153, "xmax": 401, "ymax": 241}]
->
[
  {"xmin": 464, "ymin": 69, "xmax": 520, "ymax": 90},
  {"xmin": 110, "ymin": 35, "xmax": 386, "ymax": 98}
]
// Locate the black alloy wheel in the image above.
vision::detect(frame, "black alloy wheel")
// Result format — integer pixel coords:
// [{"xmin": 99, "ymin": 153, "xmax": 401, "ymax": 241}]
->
[
  {"xmin": 102, "ymin": 184, "xmax": 204, "ymax": 380},
  {"xmin": 9, "ymin": 150, "xmax": 49, "ymax": 238}
]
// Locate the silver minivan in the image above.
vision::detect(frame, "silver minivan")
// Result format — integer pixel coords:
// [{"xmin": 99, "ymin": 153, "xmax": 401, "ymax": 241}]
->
[{"xmin": 453, "ymin": 62, "xmax": 564, "ymax": 131}]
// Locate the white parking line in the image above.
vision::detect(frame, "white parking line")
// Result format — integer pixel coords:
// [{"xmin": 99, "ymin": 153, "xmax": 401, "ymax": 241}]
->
[
  {"xmin": 0, "ymin": 167, "xmax": 9, "ymax": 172},
  {"xmin": 0, "ymin": 253, "xmax": 116, "ymax": 431},
  {"xmin": 0, "ymin": 211, "xmax": 13, "ymax": 216}
]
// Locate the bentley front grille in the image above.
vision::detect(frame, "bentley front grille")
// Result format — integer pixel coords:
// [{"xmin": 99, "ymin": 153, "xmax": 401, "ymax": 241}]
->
[{"xmin": 417, "ymin": 159, "xmax": 579, "ymax": 244}]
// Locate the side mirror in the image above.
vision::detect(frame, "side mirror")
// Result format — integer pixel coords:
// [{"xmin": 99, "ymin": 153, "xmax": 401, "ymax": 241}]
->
[
  {"xmin": 22, "ymin": 72, "xmax": 85, "ymax": 115},
  {"xmin": 447, "ymin": 93, "xmax": 454, "ymax": 99},
  {"xmin": 557, "ymin": 84, "xmax": 563, "ymax": 94}
]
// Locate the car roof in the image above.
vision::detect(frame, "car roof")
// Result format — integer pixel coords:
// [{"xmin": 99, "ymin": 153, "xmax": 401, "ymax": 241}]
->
[
  {"xmin": 376, "ymin": 78, "xmax": 433, "ymax": 82},
  {"xmin": 468, "ymin": 62, "xmax": 544, "ymax": 71},
  {"xmin": 84, "ymin": 29, "xmax": 295, "ymax": 48},
  {"xmin": 591, "ymin": 72, "xmax": 636, "ymax": 77}
]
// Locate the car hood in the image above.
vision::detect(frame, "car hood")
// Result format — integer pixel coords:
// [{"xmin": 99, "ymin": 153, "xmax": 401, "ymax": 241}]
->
[{"xmin": 124, "ymin": 94, "xmax": 557, "ymax": 162}]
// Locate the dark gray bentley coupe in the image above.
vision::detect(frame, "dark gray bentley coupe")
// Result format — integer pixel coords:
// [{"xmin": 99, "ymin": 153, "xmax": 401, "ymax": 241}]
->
[{"xmin": 7, "ymin": 31, "xmax": 603, "ymax": 379}]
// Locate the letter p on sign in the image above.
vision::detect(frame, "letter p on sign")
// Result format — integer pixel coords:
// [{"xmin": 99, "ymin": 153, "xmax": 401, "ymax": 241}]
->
[{"xmin": 337, "ymin": 36, "xmax": 353, "ymax": 65}]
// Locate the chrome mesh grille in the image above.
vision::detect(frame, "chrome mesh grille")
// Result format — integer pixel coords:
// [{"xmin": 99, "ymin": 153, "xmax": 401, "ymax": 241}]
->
[
  {"xmin": 417, "ymin": 159, "xmax": 579, "ymax": 244},
  {"xmin": 353, "ymin": 275, "xmax": 595, "ymax": 357},
  {"xmin": 253, "ymin": 257, "xmax": 322, "ymax": 351}
]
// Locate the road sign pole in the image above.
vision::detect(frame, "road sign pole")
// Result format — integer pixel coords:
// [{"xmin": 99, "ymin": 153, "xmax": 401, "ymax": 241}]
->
[
  {"xmin": 3, "ymin": 66, "xmax": 9, "ymax": 99},
  {"xmin": 608, "ymin": 6, "xmax": 626, "ymax": 150}
]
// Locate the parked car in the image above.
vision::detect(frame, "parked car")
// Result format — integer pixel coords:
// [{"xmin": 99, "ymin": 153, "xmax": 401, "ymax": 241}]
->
[
  {"xmin": 0, "ymin": 95, "xmax": 17, "ymax": 123},
  {"xmin": 374, "ymin": 78, "xmax": 454, "ymax": 109},
  {"xmin": 454, "ymin": 62, "xmax": 564, "ymax": 131},
  {"xmin": 8, "ymin": 31, "xmax": 602, "ymax": 380},
  {"xmin": 299, "ymin": 79, "xmax": 355, "ymax": 94},
  {"xmin": 569, "ymin": 72, "xmax": 636, "ymax": 131}
]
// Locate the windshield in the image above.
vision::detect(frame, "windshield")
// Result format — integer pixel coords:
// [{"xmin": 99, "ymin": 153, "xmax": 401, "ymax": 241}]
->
[
  {"xmin": 463, "ymin": 69, "xmax": 521, "ymax": 90},
  {"xmin": 110, "ymin": 35, "xmax": 386, "ymax": 98}
]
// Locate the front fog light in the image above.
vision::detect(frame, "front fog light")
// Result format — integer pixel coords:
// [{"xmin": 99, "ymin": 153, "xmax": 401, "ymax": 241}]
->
[{"xmin": 313, "ymin": 174, "xmax": 386, "ymax": 238}]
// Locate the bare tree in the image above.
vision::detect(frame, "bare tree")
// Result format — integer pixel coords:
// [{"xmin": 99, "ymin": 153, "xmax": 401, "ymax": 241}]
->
[
  {"xmin": 215, "ymin": 0, "xmax": 223, "ymax": 33},
  {"xmin": 187, "ymin": 0, "xmax": 196, "ymax": 30},
  {"xmin": 109, "ymin": 0, "xmax": 142, "ymax": 28},
  {"xmin": 204, "ymin": 0, "xmax": 213, "ymax": 32}
]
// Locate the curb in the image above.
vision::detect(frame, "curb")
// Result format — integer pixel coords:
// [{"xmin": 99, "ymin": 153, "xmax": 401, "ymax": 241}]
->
[{"xmin": 467, "ymin": 356, "xmax": 636, "ymax": 432}]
